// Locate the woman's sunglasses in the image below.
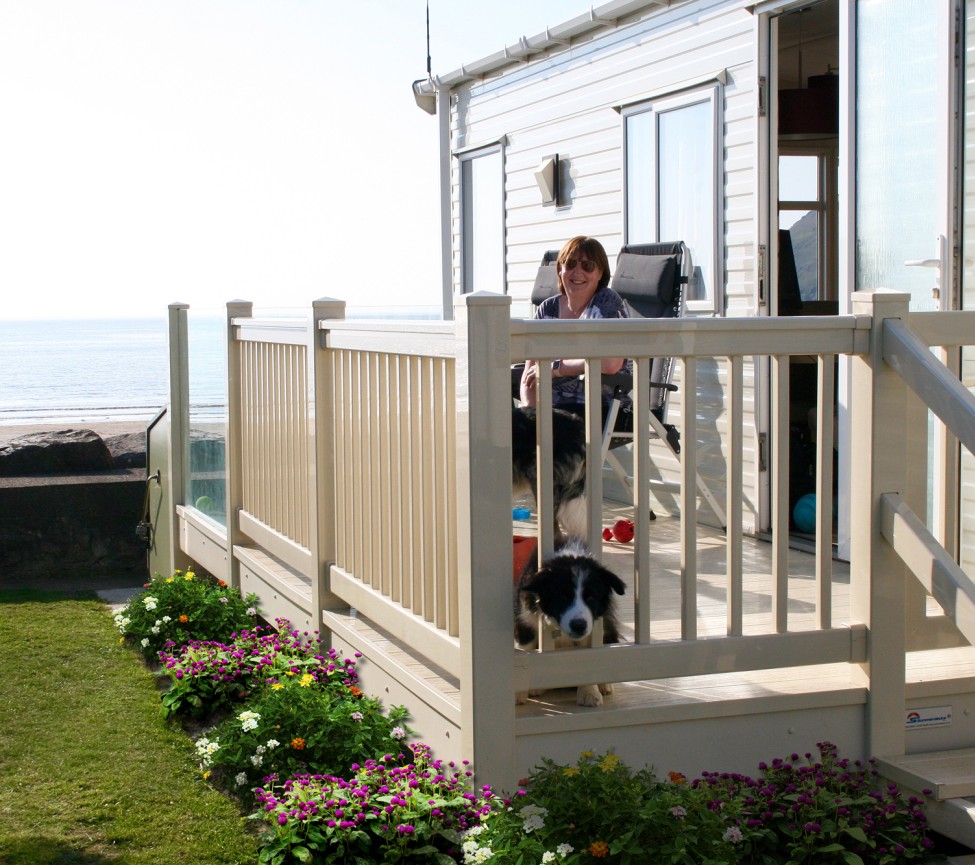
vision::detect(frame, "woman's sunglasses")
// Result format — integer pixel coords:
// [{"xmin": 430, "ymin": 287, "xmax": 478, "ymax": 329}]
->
[{"xmin": 562, "ymin": 259, "xmax": 599, "ymax": 273}]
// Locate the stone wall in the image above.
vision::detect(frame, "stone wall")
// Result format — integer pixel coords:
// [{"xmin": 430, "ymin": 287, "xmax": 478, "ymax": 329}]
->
[{"xmin": 0, "ymin": 430, "xmax": 148, "ymax": 588}]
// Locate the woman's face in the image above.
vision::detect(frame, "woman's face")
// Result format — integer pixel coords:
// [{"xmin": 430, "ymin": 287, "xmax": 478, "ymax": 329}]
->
[{"xmin": 559, "ymin": 254, "xmax": 603, "ymax": 306}]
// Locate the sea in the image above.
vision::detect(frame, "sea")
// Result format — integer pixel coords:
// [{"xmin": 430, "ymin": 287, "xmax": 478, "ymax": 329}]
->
[{"xmin": 0, "ymin": 309, "xmax": 440, "ymax": 428}]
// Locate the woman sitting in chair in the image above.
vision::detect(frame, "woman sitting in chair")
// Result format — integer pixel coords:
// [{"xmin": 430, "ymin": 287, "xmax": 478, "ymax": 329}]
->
[{"xmin": 519, "ymin": 236, "xmax": 633, "ymax": 430}]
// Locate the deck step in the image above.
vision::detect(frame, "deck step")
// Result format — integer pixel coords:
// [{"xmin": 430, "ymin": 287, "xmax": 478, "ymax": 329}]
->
[{"xmin": 875, "ymin": 748, "xmax": 975, "ymax": 800}]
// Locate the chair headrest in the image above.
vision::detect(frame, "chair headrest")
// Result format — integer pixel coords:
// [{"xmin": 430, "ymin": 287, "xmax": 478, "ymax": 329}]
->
[
  {"xmin": 610, "ymin": 253, "xmax": 678, "ymax": 307},
  {"xmin": 530, "ymin": 250, "xmax": 562, "ymax": 306},
  {"xmin": 531, "ymin": 264, "xmax": 560, "ymax": 306}
]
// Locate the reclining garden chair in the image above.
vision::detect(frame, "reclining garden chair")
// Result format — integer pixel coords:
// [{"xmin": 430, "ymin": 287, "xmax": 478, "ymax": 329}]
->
[{"xmin": 601, "ymin": 242, "xmax": 726, "ymax": 527}]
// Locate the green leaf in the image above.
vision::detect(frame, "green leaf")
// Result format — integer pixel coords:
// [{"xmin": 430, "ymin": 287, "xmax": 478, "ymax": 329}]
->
[
  {"xmin": 290, "ymin": 845, "xmax": 312, "ymax": 862},
  {"xmin": 843, "ymin": 826, "xmax": 869, "ymax": 844},
  {"xmin": 841, "ymin": 852, "xmax": 866, "ymax": 865}
]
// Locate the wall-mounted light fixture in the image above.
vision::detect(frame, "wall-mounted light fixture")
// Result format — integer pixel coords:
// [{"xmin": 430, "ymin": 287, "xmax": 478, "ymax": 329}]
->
[{"xmin": 534, "ymin": 153, "xmax": 561, "ymax": 206}]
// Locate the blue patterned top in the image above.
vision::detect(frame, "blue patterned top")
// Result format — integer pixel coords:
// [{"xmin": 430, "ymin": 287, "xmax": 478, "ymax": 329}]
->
[{"xmin": 534, "ymin": 286, "xmax": 633, "ymax": 411}]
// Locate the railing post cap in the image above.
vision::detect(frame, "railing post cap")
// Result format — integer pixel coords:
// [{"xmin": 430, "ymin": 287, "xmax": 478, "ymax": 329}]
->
[
  {"xmin": 455, "ymin": 291, "xmax": 511, "ymax": 309},
  {"xmin": 168, "ymin": 302, "xmax": 190, "ymax": 310},
  {"xmin": 852, "ymin": 289, "xmax": 911, "ymax": 307}
]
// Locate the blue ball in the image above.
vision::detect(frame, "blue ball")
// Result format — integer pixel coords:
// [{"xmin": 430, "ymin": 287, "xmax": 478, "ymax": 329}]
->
[{"xmin": 793, "ymin": 493, "xmax": 817, "ymax": 534}]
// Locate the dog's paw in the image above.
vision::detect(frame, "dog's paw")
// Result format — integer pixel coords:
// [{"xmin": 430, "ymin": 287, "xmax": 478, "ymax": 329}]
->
[
  {"xmin": 598, "ymin": 682, "xmax": 614, "ymax": 696},
  {"xmin": 576, "ymin": 684, "xmax": 603, "ymax": 707}
]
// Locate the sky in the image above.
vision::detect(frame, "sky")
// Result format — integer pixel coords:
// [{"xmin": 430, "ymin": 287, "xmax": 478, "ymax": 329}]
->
[{"xmin": 0, "ymin": 0, "xmax": 587, "ymax": 320}]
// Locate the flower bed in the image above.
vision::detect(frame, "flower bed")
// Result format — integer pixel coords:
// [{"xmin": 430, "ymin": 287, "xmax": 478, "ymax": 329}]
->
[{"xmin": 115, "ymin": 568, "xmax": 945, "ymax": 864}]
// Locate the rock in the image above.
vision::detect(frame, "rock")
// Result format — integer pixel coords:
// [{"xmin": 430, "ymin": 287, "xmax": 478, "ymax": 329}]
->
[
  {"xmin": 103, "ymin": 432, "xmax": 147, "ymax": 469},
  {"xmin": 0, "ymin": 429, "xmax": 116, "ymax": 476}
]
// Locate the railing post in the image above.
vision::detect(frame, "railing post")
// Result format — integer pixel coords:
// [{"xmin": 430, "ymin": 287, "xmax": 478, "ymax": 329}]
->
[
  {"xmin": 311, "ymin": 297, "xmax": 348, "ymax": 634},
  {"xmin": 850, "ymin": 289, "xmax": 911, "ymax": 759},
  {"xmin": 163, "ymin": 303, "xmax": 193, "ymax": 576},
  {"xmin": 225, "ymin": 300, "xmax": 253, "ymax": 591},
  {"xmin": 453, "ymin": 291, "xmax": 516, "ymax": 788}
]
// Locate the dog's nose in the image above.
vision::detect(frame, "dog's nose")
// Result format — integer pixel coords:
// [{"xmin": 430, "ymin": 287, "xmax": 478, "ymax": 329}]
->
[{"xmin": 568, "ymin": 618, "xmax": 590, "ymax": 638}]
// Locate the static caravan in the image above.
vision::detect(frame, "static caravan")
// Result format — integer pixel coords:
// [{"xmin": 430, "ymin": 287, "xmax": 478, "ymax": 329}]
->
[
  {"xmin": 413, "ymin": 0, "xmax": 975, "ymax": 565},
  {"xmin": 149, "ymin": 0, "xmax": 975, "ymax": 837}
]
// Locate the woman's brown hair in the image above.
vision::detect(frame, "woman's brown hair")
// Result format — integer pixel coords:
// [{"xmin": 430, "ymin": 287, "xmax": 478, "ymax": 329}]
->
[{"xmin": 556, "ymin": 236, "xmax": 611, "ymax": 293}]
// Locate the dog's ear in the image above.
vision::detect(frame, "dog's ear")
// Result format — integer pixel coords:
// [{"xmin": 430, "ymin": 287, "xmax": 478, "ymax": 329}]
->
[
  {"xmin": 596, "ymin": 565, "xmax": 626, "ymax": 596},
  {"xmin": 520, "ymin": 566, "xmax": 551, "ymax": 595}
]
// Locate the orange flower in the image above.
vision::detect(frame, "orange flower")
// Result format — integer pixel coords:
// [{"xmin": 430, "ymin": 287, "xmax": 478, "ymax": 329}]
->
[
  {"xmin": 291, "ymin": 737, "xmax": 306, "ymax": 750},
  {"xmin": 179, "ymin": 614, "xmax": 189, "ymax": 623},
  {"xmin": 218, "ymin": 579, "xmax": 227, "ymax": 587},
  {"xmin": 349, "ymin": 686, "xmax": 363, "ymax": 698},
  {"xmin": 668, "ymin": 771, "xmax": 687, "ymax": 785},
  {"xmin": 589, "ymin": 841, "xmax": 609, "ymax": 858}
]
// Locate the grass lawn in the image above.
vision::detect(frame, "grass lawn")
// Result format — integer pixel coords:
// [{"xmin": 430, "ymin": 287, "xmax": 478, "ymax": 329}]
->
[{"xmin": 0, "ymin": 589, "xmax": 260, "ymax": 865}]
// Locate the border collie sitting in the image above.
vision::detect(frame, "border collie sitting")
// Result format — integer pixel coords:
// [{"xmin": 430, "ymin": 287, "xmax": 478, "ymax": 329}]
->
[
  {"xmin": 511, "ymin": 406, "xmax": 587, "ymax": 542},
  {"xmin": 515, "ymin": 539, "xmax": 626, "ymax": 707}
]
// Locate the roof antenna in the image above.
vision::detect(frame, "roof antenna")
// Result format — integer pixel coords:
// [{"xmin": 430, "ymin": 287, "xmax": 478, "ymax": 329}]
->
[
  {"xmin": 411, "ymin": 1, "xmax": 437, "ymax": 114},
  {"xmin": 426, "ymin": 1, "xmax": 432, "ymax": 79}
]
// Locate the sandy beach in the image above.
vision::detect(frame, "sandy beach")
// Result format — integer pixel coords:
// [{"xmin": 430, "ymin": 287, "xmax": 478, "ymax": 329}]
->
[{"xmin": 0, "ymin": 420, "xmax": 151, "ymax": 444}]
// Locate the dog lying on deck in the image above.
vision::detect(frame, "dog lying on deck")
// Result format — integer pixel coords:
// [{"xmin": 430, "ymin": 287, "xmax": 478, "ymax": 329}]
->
[
  {"xmin": 511, "ymin": 406, "xmax": 587, "ymax": 542},
  {"xmin": 514, "ymin": 540, "xmax": 626, "ymax": 707}
]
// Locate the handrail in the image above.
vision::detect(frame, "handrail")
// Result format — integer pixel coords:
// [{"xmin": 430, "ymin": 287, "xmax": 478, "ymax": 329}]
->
[
  {"xmin": 883, "ymin": 317, "xmax": 975, "ymax": 455},
  {"xmin": 880, "ymin": 492, "xmax": 975, "ymax": 644}
]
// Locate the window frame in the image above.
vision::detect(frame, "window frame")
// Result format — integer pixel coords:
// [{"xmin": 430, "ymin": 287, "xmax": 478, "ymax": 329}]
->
[
  {"xmin": 622, "ymin": 83, "xmax": 724, "ymax": 315},
  {"xmin": 455, "ymin": 141, "xmax": 506, "ymax": 295},
  {"xmin": 777, "ymin": 142, "xmax": 839, "ymax": 304}
]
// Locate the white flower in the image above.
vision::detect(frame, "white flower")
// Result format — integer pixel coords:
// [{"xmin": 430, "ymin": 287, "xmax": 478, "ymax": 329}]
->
[
  {"xmin": 351, "ymin": 712, "xmax": 364, "ymax": 721},
  {"xmin": 234, "ymin": 772, "xmax": 248, "ymax": 787},
  {"xmin": 113, "ymin": 613, "xmax": 131, "ymax": 634},
  {"xmin": 266, "ymin": 739, "xmax": 280, "ymax": 750},
  {"xmin": 461, "ymin": 838, "xmax": 494, "ymax": 864},
  {"xmin": 671, "ymin": 805, "xmax": 687, "ymax": 819},
  {"xmin": 140, "ymin": 638, "xmax": 149, "ymax": 648},
  {"xmin": 161, "ymin": 615, "xmax": 172, "ymax": 623},
  {"xmin": 557, "ymin": 844, "xmax": 574, "ymax": 856},
  {"xmin": 194, "ymin": 736, "xmax": 220, "ymax": 768},
  {"xmin": 219, "ymin": 597, "xmax": 229, "ymax": 604},
  {"xmin": 542, "ymin": 853, "xmax": 556, "ymax": 864},
  {"xmin": 519, "ymin": 803, "xmax": 548, "ymax": 834},
  {"xmin": 238, "ymin": 710, "xmax": 261, "ymax": 732},
  {"xmin": 246, "ymin": 607, "xmax": 257, "ymax": 616},
  {"xmin": 250, "ymin": 753, "xmax": 263, "ymax": 767},
  {"xmin": 143, "ymin": 596, "xmax": 158, "ymax": 611},
  {"xmin": 150, "ymin": 626, "xmax": 160, "ymax": 635},
  {"xmin": 723, "ymin": 826, "xmax": 743, "ymax": 844},
  {"xmin": 391, "ymin": 726, "xmax": 406, "ymax": 740}
]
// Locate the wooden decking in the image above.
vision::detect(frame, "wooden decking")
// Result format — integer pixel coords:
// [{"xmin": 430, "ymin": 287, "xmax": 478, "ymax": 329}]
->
[{"xmin": 332, "ymin": 502, "xmax": 975, "ymax": 720}]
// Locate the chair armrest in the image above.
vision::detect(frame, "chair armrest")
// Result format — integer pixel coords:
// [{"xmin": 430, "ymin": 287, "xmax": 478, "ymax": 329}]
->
[{"xmin": 603, "ymin": 372, "xmax": 678, "ymax": 395}]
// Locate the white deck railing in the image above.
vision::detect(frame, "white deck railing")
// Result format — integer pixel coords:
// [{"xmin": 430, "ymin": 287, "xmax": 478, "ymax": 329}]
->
[{"xmin": 165, "ymin": 289, "xmax": 975, "ymax": 787}]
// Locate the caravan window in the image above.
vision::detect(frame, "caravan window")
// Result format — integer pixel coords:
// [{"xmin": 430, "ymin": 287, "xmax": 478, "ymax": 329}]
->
[
  {"xmin": 624, "ymin": 84, "xmax": 722, "ymax": 314},
  {"xmin": 458, "ymin": 145, "xmax": 505, "ymax": 294}
]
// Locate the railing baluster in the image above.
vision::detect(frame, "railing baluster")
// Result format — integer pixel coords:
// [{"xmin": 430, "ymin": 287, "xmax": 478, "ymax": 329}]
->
[
  {"xmin": 680, "ymin": 356, "xmax": 698, "ymax": 640},
  {"xmin": 816, "ymin": 353, "xmax": 835, "ymax": 628},
  {"xmin": 771, "ymin": 354, "xmax": 790, "ymax": 633},
  {"xmin": 726, "ymin": 355, "xmax": 743, "ymax": 636}
]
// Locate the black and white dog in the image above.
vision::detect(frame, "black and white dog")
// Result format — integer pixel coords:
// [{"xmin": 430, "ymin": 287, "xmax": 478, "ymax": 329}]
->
[
  {"xmin": 515, "ymin": 539, "xmax": 626, "ymax": 707},
  {"xmin": 511, "ymin": 406, "xmax": 588, "ymax": 542}
]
